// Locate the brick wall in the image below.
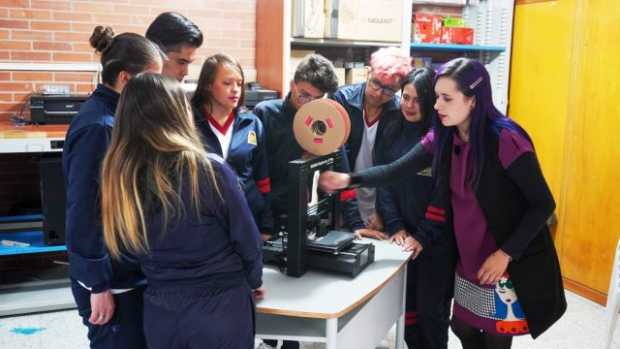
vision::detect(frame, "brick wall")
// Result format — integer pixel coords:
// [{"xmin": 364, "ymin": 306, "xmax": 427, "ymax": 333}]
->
[{"xmin": 0, "ymin": 0, "xmax": 257, "ymax": 122}]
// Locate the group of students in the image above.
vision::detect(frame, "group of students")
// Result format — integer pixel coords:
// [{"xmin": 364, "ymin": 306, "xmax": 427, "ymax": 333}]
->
[{"xmin": 62, "ymin": 10, "xmax": 566, "ymax": 349}]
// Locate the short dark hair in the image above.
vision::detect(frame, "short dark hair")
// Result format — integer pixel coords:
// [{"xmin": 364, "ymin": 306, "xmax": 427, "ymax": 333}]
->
[
  {"xmin": 89, "ymin": 26, "xmax": 163, "ymax": 86},
  {"xmin": 293, "ymin": 54, "xmax": 339, "ymax": 94},
  {"xmin": 145, "ymin": 12, "xmax": 203, "ymax": 53}
]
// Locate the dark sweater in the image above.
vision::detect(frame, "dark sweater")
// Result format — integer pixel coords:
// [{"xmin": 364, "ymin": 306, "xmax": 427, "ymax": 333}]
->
[{"xmin": 63, "ymin": 84, "xmax": 143, "ymax": 292}]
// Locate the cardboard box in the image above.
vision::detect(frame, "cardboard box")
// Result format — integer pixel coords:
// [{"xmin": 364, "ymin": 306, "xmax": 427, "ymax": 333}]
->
[
  {"xmin": 413, "ymin": 13, "xmax": 443, "ymax": 43},
  {"xmin": 327, "ymin": 0, "xmax": 403, "ymax": 42},
  {"xmin": 440, "ymin": 27, "xmax": 474, "ymax": 45},
  {"xmin": 334, "ymin": 67, "xmax": 346, "ymax": 87},
  {"xmin": 292, "ymin": 0, "xmax": 326, "ymax": 38},
  {"xmin": 443, "ymin": 16, "xmax": 465, "ymax": 28},
  {"xmin": 412, "ymin": 57, "xmax": 432, "ymax": 69},
  {"xmin": 412, "ymin": 0, "xmax": 466, "ymax": 4},
  {"xmin": 345, "ymin": 67, "xmax": 368, "ymax": 85}
]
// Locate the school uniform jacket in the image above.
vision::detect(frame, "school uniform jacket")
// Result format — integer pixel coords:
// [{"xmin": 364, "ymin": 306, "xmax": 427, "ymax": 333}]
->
[
  {"xmin": 374, "ymin": 118, "xmax": 433, "ymax": 238},
  {"xmin": 139, "ymin": 154, "xmax": 263, "ymax": 290},
  {"xmin": 193, "ymin": 107, "xmax": 273, "ymax": 234},
  {"xmin": 63, "ymin": 84, "xmax": 144, "ymax": 292}
]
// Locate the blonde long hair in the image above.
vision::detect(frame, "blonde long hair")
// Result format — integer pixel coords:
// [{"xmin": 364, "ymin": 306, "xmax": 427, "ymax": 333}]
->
[{"xmin": 101, "ymin": 73, "xmax": 219, "ymax": 259}]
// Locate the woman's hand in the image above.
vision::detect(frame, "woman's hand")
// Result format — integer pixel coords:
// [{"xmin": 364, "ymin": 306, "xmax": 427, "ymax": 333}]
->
[
  {"xmin": 389, "ymin": 229, "xmax": 410, "ymax": 246},
  {"xmin": 402, "ymin": 236, "xmax": 423, "ymax": 260},
  {"xmin": 354, "ymin": 228, "xmax": 388, "ymax": 240},
  {"xmin": 253, "ymin": 287, "xmax": 266, "ymax": 301},
  {"xmin": 89, "ymin": 290, "xmax": 115, "ymax": 325},
  {"xmin": 477, "ymin": 249, "xmax": 511, "ymax": 285},
  {"xmin": 319, "ymin": 171, "xmax": 351, "ymax": 193}
]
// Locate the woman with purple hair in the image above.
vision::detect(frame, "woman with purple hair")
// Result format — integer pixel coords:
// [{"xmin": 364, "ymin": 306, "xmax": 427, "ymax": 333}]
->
[{"xmin": 320, "ymin": 58, "xmax": 566, "ymax": 349}]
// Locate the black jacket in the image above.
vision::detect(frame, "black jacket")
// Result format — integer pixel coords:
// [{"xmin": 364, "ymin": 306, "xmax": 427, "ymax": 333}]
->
[
  {"xmin": 351, "ymin": 126, "xmax": 566, "ymax": 338},
  {"xmin": 375, "ymin": 118, "xmax": 433, "ymax": 239}
]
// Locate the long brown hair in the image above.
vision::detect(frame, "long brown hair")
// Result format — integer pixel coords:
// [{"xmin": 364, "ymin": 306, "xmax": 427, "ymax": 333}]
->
[
  {"xmin": 191, "ymin": 53, "xmax": 245, "ymax": 113},
  {"xmin": 101, "ymin": 73, "xmax": 220, "ymax": 258}
]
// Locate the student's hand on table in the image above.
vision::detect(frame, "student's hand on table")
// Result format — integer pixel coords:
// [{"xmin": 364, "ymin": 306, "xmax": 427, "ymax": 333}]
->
[
  {"xmin": 354, "ymin": 228, "xmax": 388, "ymax": 240},
  {"xmin": 319, "ymin": 171, "xmax": 350, "ymax": 193},
  {"xmin": 389, "ymin": 229, "xmax": 410, "ymax": 246},
  {"xmin": 402, "ymin": 236, "xmax": 423, "ymax": 260},
  {"xmin": 253, "ymin": 287, "xmax": 266, "ymax": 301},
  {"xmin": 89, "ymin": 290, "xmax": 115, "ymax": 325},
  {"xmin": 477, "ymin": 249, "xmax": 511, "ymax": 285}
]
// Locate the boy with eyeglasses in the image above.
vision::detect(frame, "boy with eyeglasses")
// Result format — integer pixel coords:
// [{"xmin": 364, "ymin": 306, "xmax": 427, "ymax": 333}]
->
[
  {"xmin": 254, "ymin": 54, "xmax": 364, "ymax": 349},
  {"xmin": 330, "ymin": 47, "xmax": 413, "ymax": 240}
]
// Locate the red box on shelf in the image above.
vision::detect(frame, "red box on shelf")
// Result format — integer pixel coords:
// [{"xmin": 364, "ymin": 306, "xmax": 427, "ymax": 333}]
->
[
  {"xmin": 440, "ymin": 27, "xmax": 474, "ymax": 45},
  {"xmin": 413, "ymin": 13, "xmax": 443, "ymax": 43}
]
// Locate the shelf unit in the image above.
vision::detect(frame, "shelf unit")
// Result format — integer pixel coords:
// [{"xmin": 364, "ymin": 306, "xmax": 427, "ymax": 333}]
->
[
  {"xmin": 256, "ymin": 0, "xmax": 412, "ymax": 96},
  {"xmin": 0, "ymin": 230, "xmax": 66, "ymax": 256},
  {"xmin": 291, "ymin": 38, "xmax": 403, "ymax": 48},
  {"xmin": 410, "ymin": 43, "xmax": 506, "ymax": 52},
  {"xmin": 256, "ymin": 0, "xmax": 514, "ymax": 112}
]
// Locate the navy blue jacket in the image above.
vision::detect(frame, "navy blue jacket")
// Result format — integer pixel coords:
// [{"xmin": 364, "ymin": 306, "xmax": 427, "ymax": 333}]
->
[
  {"xmin": 254, "ymin": 96, "xmax": 364, "ymax": 230},
  {"xmin": 375, "ymin": 118, "xmax": 433, "ymax": 239},
  {"xmin": 330, "ymin": 83, "xmax": 401, "ymax": 169},
  {"xmin": 193, "ymin": 107, "xmax": 273, "ymax": 234},
  {"xmin": 63, "ymin": 84, "xmax": 143, "ymax": 292},
  {"xmin": 139, "ymin": 155, "xmax": 263, "ymax": 290}
]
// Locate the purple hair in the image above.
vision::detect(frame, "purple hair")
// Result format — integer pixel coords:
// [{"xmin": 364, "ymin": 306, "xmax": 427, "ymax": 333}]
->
[{"xmin": 432, "ymin": 58, "xmax": 530, "ymax": 189}]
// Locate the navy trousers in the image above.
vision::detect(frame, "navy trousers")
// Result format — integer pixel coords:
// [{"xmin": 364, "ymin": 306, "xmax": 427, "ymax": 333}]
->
[
  {"xmin": 71, "ymin": 280, "xmax": 146, "ymax": 349},
  {"xmin": 143, "ymin": 283, "xmax": 255, "ymax": 349}
]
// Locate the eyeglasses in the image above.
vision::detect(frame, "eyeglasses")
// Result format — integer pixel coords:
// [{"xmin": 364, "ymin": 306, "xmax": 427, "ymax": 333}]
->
[
  {"xmin": 498, "ymin": 279, "xmax": 514, "ymax": 289},
  {"xmin": 367, "ymin": 78, "xmax": 399, "ymax": 97},
  {"xmin": 297, "ymin": 90, "xmax": 324, "ymax": 104}
]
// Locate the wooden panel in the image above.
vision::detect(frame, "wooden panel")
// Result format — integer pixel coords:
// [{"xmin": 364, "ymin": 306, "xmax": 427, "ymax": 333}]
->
[
  {"xmin": 511, "ymin": 0, "xmax": 620, "ymax": 301},
  {"xmin": 564, "ymin": 277, "xmax": 606, "ymax": 306},
  {"xmin": 256, "ymin": 0, "xmax": 286, "ymax": 94},
  {"xmin": 559, "ymin": 0, "xmax": 620, "ymax": 294},
  {"xmin": 509, "ymin": 0, "xmax": 575, "ymax": 249}
]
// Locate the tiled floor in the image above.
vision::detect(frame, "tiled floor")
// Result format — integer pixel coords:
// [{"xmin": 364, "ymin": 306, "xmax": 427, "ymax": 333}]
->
[{"xmin": 0, "ymin": 290, "xmax": 617, "ymax": 349}]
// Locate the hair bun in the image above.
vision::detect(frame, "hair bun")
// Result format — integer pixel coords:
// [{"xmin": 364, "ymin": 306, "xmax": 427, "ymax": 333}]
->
[{"xmin": 90, "ymin": 25, "xmax": 115, "ymax": 54}]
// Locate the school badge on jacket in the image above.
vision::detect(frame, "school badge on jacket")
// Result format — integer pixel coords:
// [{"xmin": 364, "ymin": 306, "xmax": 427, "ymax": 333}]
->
[{"xmin": 247, "ymin": 130, "xmax": 257, "ymax": 145}]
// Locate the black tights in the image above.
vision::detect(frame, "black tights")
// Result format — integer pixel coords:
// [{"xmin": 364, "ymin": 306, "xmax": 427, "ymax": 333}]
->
[{"xmin": 451, "ymin": 317, "xmax": 513, "ymax": 349}]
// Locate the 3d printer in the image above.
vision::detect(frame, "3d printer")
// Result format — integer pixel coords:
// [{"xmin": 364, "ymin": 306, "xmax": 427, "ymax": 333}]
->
[{"xmin": 262, "ymin": 99, "xmax": 375, "ymax": 277}]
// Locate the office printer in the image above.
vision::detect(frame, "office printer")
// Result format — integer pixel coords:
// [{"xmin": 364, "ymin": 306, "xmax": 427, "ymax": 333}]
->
[
  {"xmin": 244, "ymin": 82, "xmax": 278, "ymax": 109},
  {"xmin": 30, "ymin": 94, "xmax": 88, "ymax": 124}
]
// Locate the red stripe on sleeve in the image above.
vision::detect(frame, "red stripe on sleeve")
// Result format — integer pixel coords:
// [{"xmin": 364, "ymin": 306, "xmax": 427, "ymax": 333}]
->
[{"xmin": 256, "ymin": 177, "xmax": 271, "ymax": 194}]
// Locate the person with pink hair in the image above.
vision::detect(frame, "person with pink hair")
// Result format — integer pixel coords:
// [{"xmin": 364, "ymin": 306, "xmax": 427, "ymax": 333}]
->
[{"xmin": 330, "ymin": 47, "xmax": 413, "ymax": 239}]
